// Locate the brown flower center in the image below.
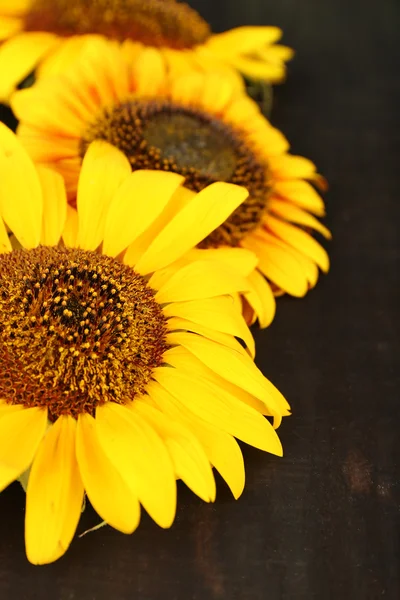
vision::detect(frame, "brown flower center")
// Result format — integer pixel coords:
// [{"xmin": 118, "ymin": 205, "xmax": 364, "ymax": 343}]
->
[
  {"xmin": 0, "ymin": 247, "xmax": 168, "ymax": 421},
  {"xmin": 24, "ymin": 0, "xmax": 211, "ymax": 49},
  {"xmin": 81, "ymin": 99, "xmax": 271, "ymax": 247}
]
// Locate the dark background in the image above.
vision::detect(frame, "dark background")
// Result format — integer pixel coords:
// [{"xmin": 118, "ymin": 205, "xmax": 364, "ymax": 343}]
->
[{"xmin": 1, "ymin": 0, "xmax": 399, "ymax": 598}]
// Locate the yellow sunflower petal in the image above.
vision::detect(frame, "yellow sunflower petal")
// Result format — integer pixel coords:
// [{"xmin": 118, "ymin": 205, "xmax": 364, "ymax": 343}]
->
[
  {"xmin": 207, "ymin": 26, "xmax": 282, "ymax": 55},
  {"xmin": 268, "ymin": 155, "xmax": 318, "ymax": 180},
  {"xmin": 183, "ymin": 246, "xmax": 258, "ymax": 276},
  {"xmin": 243, "ymin": 268, "xmax": 276, "ymax": 328},
  {"xmin": 199, "ymin": 72, "xmax": 237, "ymax": 113},
  {"xmin": 0, "ymin": 123, "xmax": 43, "ymax": 248},
  {"xmin": 103, "ymin": 171, "xmax": 185, "ymax": 258},
  {"xmin": 134, "ymin": 401, "xmax": 216, "ymax": 503},
  {"xmin": 37, "ymin": 167, "xmax": 67, "ymax": 246},
  {"xmin": 231, "ymin": 57, "xmax": 287, "ymax": 83},
  {"xmin": 164, "ymin": 296, "xmax": 255, "ymax": 358},
  {"xmin": 269, "ymin": 199, "xmax": 331, "ymax": 239},
  {"xmin": 147, "ymin": 381, "xmax": 245, "ymax": 499},
  {"xmin": 0, "ymin": 0, "xmax": 31, "ymax": 16},
  {"xmin": 95, "ymin": 403, "xmax": 176, "ymax": 528},
  {"xmin": 258, "ymin": 44, "xmax": 295, "ymax": 64},
  {"xmin": 265, "ymin": 215, "xmax": 330, "ymax": 272},
  {"xmin": 17, "ymin": 124, "xmax": 79, "ymax": 162},
  {"xmin": 274, "ymin": 180, "xmax": 326, "ymax": 216},
  {"xmin": 0, "ymin": 406, "xmax": 47, "ymax": 493},
  {"xmin": 166, "ymin": 331, "xmax": 290, "ymax": 413},
  {"xmin": 242, "ymin": 232, "xmax": 308, "ymax": 297},
  {"xmin": 25, "ymin": 416, "xmax": 84, "ymax": 565},
  {"xmin": 0, "ymin": 32, "xmax": 58, "ymax": 100},
  {"xmin": 167, "ymin": 317, "xmax": 249, "ymax": 356},
  {"xmin": 0, "ymin": 215, "xmax": 11, "ymax": 253},
  {"xmin": 36, "ymin": 35, "xmax": 97, "ymax": 80},
  {"xmin": 154, "ymin": 260, "xmax": 249, "ymax": 303},
  {"xmin": 0, "ymin": 15, "xmax": 22, "ymax": 40},
  {"xmin": 62, "ymin": 204, "xmax": 79, "ymax": 248},
  {"xmin": 223, "ymin": 96, "xmax": 261, "ymax": 123},
  {"xmin": 132, "ymin": 47, "xmax": 166, "ymax": 95},
  {"xmin": 163, "ymin": 346, "xmax": 271, "ymax": 417},
  {"xmin": 76, "ymin": 141, "xmax": 131, "ymax": 251},
  {"xmin": 154, "ymin": 367, "xmax": 282, "ymax": 455},
  {"xmin": 12, "ymin": 84, "xmax": 86, "ymax": 138},
  {"xmin": 135, "ymin": 182, "xmax": 248, "ymax": 275},
  {"xmin": 76, "ymin": 413, "xmax": 140, "ymax": 534}
]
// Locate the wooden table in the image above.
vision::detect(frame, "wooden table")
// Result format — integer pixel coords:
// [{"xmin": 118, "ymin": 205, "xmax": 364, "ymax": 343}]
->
[{"xmin": 0, "ymin": 0, "xmax": 399, "ymax": 597}]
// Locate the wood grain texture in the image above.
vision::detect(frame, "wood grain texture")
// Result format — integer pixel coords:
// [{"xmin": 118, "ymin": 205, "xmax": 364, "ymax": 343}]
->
[{"xmin": 0, "ymin": 0, "xmax": 399, "ymax": 598}]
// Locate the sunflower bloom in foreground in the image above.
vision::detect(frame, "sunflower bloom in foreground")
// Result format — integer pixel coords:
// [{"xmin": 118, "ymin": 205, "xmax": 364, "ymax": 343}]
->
[
  {"xmin": 0, "ymin": 125, "xmax": 290, "ymax": 565},
  {"xmin": 13, "ymin": 40, "xmax": 330, "ymax": 327},
  {"xmin": 0, "ymin": 0, "xmax": 293, "ymax": 100}
]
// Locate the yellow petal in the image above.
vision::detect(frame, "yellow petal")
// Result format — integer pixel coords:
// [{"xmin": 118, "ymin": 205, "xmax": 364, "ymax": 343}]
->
[
  {"xmin": 165, "ymin": 296, "xmax": 255, "ymax": 358},
  {"xmin": 95, "ymin": 403, "xmax": 176, "ymax": 528},
  {"xmin": 12, "ymin": 84, "xmax": 86, "ymax": 138},
  {"xmin": 76, "ymin": 413, "xmax": 140, "ymax": 534},
  {"xmin": 266, "ymin": 215, "xmax": 330, "ymax": 272},
  {"xmin": 62, "ymin": 204, "xmax": 79, "ymax": 248},
  {"xmin": 199, "ymin": 72, "xmax": 237, "ymax": 113},
  {"xmin": 77, "ymin": 141, "xmax": 131, "ymax": 251},
  {"xmin": 147, "ymin": 381, "xmax": 245, "ymax": 499},
  {"xmin": 154, "ymin": 260, "xmax": 249, "ymax": 303},
  {"xmin": 131, "ymin": 47, "xmax": 166, "ymax": 95},
  {"xmin": 16, "ymin": 124, "xmax": 79, "ymax": 162},
  {"xmin": 243, "ymin": 268, "xmax": 276, "ymax": 328},
  {"xmin": 230, "ymin": 56, "xmax": 287, "ymax": 83},
  {"xmin": 135, "ymin": 182, "xmax": 248, "ymax": 275},
  {"xmin": 0, "ymin": 123, "xmax": 43, "ymax": 248},
  {"xmin": 25, "ymin": 416, "xmax": 84, "ymax": 565},
  {"xmin": 103, "ymin": 171, "xmax": 185, "ymax": 258},
  {"xmin": 134, "ymin": 401, "xmax": 216, "ymax": 503},
  {"xmin": 268, "ymin": 155, "xmax": 318, "ymax": 180},
  {"xmin": 154, "ymin": 367, "xmax": 283, "ymax": 455},
  {"xmin": 183, "ymin": 246, "xmax": 258, "ymax": 276},
  {"xmin": 0, "ymin": 32, "xmax": 58, "ymax": 100},
  {"xmin": 0, "ymin": 0, "xmax": 31, "ymax": 16},
  {"xmin": 36, "ymin": 35, "xmax": 98, "ymax": 80},
  {"xmin": 188, "ymin": 417, "xmax": 245, "ymax": 499},
  {"xmin": 258, "ymin": 44, "xmax": 294, "ymax": 64},
  {"xmin": 0, "ymin": 15, "xmax": 22, "ymax": 40},
  {"xmin": 166, "ymin": 331, "xmax": 290, "ymax": 414},
  {"xmin": 164, "ymin": 346, "xmax": 277, "ymax": 420},
  {"xmin": 167, "ymin": 317, "xmax": 248, "ymax": 356},
  {"xmin": 269, "ymin": 199, "xmax": 331, "ymax": 239},
  {"xmin": 0, "ymin": 406, "xmax": 47, "ymax": 492},
  {"xmin": 122, "ymin": 185, "xmax": 194, "ymax": 267},
  {"xmin": 273, "ymin": 180, "xmax": 326, "ymax": 216},
  {"xmin": 0, "ymin": 215, "xmax": 11, "ymax": 253},
  {"xmin": 37, "ymin": 166, "xmax": 67, "ymax": 246},
  {"xmin": 207, "ymin": 27, "xmax": 282, "ymax": 55},
  {"xmin": 242, "ymin": 231, "xmax": 308, "ymax": 297}
]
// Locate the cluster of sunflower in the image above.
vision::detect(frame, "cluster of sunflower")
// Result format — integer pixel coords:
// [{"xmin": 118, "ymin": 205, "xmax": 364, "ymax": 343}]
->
[{"xmin": 0, "ymin": 0, "xmax": 330, "ymax": 565}]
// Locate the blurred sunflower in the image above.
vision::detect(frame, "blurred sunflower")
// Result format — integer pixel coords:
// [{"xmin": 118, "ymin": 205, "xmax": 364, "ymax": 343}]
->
[
  {"xmin": 0, "ymin": 0, "xmax": 293, "ymax": 100},
  {"xmin": 13, "ymin": 40, "xmax": 330, "ymax": 327},
  {"xmin": 0, "ymin": 124, "xmax": 289, "ymax": 564}
]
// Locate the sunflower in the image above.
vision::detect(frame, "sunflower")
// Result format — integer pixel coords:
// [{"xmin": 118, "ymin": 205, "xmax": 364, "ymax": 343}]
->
[
  {"xmin": 0, "ymin": 124, "xmax": 290, "ymax": 564},
  {"xmin": 12, "ymin": 39, "xmax": 330, "ymax": 327},
  {"xmin": 0, "ymin": 0, "xmax": 293, "ymax": 101}
]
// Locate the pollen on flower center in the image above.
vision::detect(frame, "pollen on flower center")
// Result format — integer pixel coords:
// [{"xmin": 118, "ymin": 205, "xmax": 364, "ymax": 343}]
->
[
  {"xmin": 0, "ymin": 247, "xmax": 168, "ymax": 421},
  {"xmin": 81, "ymin": 99, "xmax": 271, "ymax": 247},
  {"xmin": 24, "ymin": 0, "xmax": 211, "ymax": 49}
]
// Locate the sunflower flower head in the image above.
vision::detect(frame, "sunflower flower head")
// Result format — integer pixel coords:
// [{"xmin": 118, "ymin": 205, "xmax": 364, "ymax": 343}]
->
[
  {"xmin": 0, "ymin": 124, "xmax": 290, "ymax": 565},
  {"xmin": 12, "ymin": 39, "xmax": 330, "ymax": 328},
  {"xmin": 0, "ymin": 0, "xmax": 293, "ymax": 100}
]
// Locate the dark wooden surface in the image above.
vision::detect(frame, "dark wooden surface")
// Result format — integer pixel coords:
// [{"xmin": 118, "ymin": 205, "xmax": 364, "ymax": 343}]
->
[{"xmin": 0, "ymin": 1, "xmax": 399, "ymax": 598}]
